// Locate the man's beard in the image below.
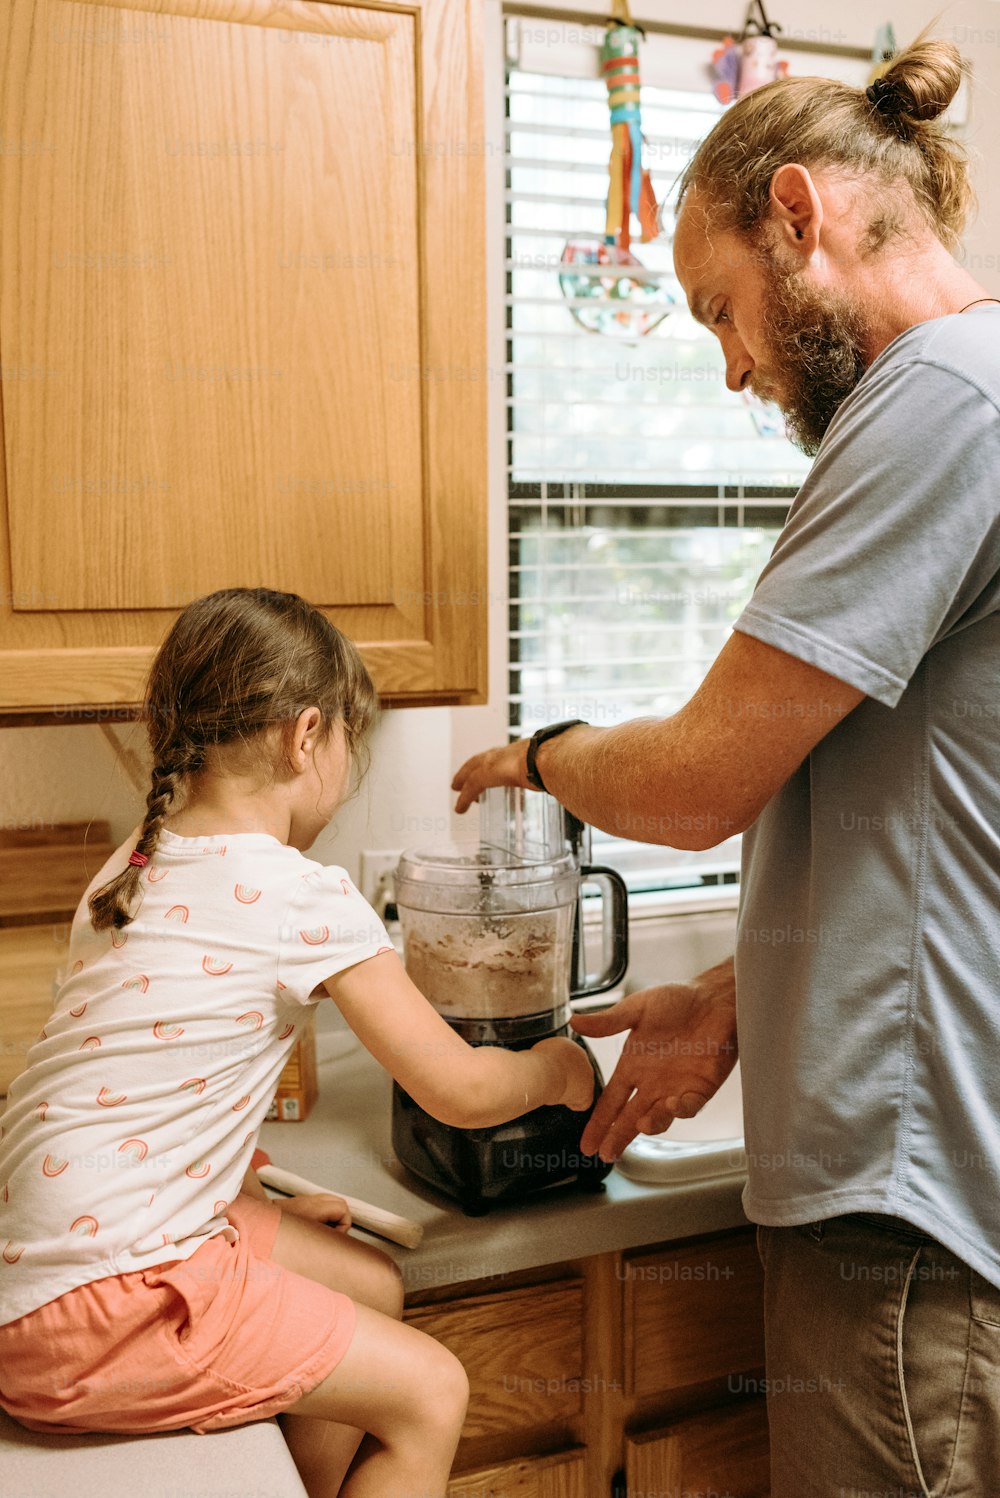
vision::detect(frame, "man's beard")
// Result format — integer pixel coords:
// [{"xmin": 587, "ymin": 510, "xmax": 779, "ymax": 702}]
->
[{"xmin": 752, "ymin": 251, "xmax": 873, "ymax": 457}]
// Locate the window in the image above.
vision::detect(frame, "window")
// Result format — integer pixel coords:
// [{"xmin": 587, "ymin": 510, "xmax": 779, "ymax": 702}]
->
[{"xmin": 504, "ymin": 20, "xmax": 866, "ymax": 891}]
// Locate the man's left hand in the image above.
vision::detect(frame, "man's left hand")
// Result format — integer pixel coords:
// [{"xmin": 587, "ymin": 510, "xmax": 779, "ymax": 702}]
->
[{"xmin": 452, "ymin": 739, "xmax": 531, "ymax": 814}]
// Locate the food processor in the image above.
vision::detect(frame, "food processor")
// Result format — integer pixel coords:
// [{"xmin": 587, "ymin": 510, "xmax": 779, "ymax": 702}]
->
[{"xmin": 391, "ymin": 788, "xmax": 628, "ymax": 1213}]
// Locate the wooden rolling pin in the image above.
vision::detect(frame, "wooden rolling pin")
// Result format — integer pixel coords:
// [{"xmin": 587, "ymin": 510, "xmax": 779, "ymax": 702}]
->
[{"xmin": 251, "ymin": 1148, "xmax": 424, "ymax": 1250}]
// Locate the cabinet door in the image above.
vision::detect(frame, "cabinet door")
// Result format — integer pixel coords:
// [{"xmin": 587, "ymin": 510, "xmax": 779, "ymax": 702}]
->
[
  {"xmin": 448, "ymin": 1449, "xmax": 587, "ymax": 1498},
  {"xmin": 624, "ymin": 1232, "xmax": 765, "ymax": 1397},
  {"xmin": 625, "ymin": 1400, "xmax": 770, "ymax": 1498},
  {"xmin": 0, "ymin": 0, "xmax": 485, "ymax": 713},
  {"xmin": 406, "ymin": 1281, "xmax": 586, "ymax": 1440}
]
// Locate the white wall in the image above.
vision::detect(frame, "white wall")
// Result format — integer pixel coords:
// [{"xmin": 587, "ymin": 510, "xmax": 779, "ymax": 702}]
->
[{"xmin": 3, "ymin": 0, "xmax": 998, "ymax": 881}]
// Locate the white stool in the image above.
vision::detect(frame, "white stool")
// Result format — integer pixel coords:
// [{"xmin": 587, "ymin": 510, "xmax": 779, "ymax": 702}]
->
[{"xmin": 0, "ymin": 1406, "xmax": 307, "ymax": 1498}]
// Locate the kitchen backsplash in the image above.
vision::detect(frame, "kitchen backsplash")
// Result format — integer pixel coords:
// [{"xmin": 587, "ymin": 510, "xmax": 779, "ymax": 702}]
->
[{"xmin": 0, "ymin": 707, "xmax": 466, "ymax": 887}]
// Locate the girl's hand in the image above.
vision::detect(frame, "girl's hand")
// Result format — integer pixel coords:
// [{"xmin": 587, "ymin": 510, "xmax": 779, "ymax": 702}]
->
[
  {"xmin": 530, "ymin": 1036, "xmax": 595, "ymax": 1112},
  {"xmin": 277, "ymin": 1193, "xmax": 352, "ymax": 1233}
]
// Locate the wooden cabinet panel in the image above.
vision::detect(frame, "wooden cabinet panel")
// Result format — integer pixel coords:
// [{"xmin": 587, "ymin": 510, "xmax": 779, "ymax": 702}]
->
[
  {"xmin": 624, "ymin": 1233, "xmax": 765, "ymax": 1397},
  {"xmin": 0, "ymin": 923, "xmax": 67, "ymax": 1094},
  {"xmin": 0, "ymin": 824, "xmax": 116, "ymax": 1095},
  {"xmin": 625, "ymin": 1400, "xmax": 770, "ymax": 1498},
  {"xmin": 0, "ymin": 0, "xmax": 486, "ymax": 711},
  {"xmin": 0, "ymin": 835, "xmax": 115, "ymax": 926},
  {"xmin": 407, "ymin": 1281, "xmax": 585, "ymax": 1440},
  {"xmin": 448, "ymin": 1449, "xmax": 587, "ymax": 1498}
]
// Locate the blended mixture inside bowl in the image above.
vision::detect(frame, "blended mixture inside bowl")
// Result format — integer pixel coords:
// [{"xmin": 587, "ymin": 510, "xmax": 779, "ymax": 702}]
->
[{"xmin": 399, "ymin": 905, "xmax": 576, "ymax": 1018}]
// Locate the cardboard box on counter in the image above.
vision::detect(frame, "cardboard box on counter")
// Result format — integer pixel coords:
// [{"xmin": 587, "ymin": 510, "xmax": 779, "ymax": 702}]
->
[{"xmin": 266, "ymin": 1010, "xmax": 318, "ymax": 1121}]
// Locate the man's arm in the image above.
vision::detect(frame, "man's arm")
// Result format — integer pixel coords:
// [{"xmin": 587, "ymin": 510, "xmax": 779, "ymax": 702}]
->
[{"xmin": 453, "ymin": 631, "xmax": 864, "ymax": 846}]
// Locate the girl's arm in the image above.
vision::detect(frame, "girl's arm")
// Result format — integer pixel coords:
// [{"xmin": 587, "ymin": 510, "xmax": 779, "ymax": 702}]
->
[
  {"xmin": 322, "ymin": 951, "xmax": 594, "ymax": 1128},
  {"xmin": 240, "ymin": 1163, "xmax": 269, "ymax": 1201}
]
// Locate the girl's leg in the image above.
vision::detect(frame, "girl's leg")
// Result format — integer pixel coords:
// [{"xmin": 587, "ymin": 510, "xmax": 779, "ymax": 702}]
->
[
  {"xmin": 269, "ymin": 1209, "xmax": 406, "ymax": 1314},
  {"xmin": 269, "ymin": 1212, "xmax": 407, "ymax": 1495},
  {"xmin": 282, "ymin": 1303, "xmax": 469, "ymax": 1498}
]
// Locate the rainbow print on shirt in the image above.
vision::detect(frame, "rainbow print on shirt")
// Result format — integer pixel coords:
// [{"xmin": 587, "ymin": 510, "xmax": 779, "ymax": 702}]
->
[
  {"xmin": 152, "ymin": 1021, "xmax": 185, "ymax": 1040},
  {"xmin": 202, "ymin": 956, "xmax": 233, "ymax": 976},
  {"xmin": 298, "ymin": 926, "xmax": 329, "ymax": 945}
]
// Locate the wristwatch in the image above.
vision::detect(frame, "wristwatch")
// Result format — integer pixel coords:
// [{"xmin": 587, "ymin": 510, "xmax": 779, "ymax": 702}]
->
[{"xmin": 525, "ymin": 719, "xmax": 587, "ymax": 793}]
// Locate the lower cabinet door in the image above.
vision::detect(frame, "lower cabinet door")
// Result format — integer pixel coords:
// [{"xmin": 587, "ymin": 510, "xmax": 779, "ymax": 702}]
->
[
  {"xmin": 625, "ymin": 1399, "xmax": 770, "ymax": 1498},
  {"xmin": 447, "ymin": 1448, "xmax": 587, "ymax": 1498}
]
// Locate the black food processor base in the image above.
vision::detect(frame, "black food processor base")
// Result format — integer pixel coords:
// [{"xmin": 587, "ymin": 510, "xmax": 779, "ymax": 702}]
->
[{"xmin": 391, "ymin": 1028, "xmax": 613, "ymax": 1215}]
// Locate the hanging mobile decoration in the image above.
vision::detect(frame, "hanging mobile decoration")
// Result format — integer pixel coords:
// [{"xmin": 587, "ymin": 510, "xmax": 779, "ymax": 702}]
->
[
  {"xmin": 711, "ymin": 0, "xmax": 788, "ymax": 105},
  {"xmin": 558, "ymin": 0, "xmax": 671, "ymax": 342},
  {"xmin": 868, "ymin": 22, "xmax": 897, "ymax": 83}
]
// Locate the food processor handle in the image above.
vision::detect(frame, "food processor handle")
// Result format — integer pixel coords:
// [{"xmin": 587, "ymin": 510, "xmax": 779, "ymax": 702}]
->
[
  {"xmin": 570, "ymin": 865, "xmax": 629, "ymax": 999},
  {"xmin": 562, "ymin": 807, "xmax": 591, "ymax": 866}
]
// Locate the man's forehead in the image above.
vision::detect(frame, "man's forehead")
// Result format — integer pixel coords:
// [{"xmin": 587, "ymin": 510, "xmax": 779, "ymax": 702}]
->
[
  {"xmin": 670, "ymin": 194, "xmax": 733, "ymax": 281},
  {"xmin": 673, "ymin": 194, "xmax": 765, "ymax": 312}
]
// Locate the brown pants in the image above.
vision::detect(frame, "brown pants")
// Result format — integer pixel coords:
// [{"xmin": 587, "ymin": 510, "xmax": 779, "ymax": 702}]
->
[{"xmin": 756, "ymin": 1212, "xmax": 1000, "ymax": 1498}]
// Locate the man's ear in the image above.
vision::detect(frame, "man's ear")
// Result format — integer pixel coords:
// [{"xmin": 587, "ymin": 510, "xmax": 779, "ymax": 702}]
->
[{"xmin": 769, "ymin": 163, "xmax": 823, "ymax": 257}]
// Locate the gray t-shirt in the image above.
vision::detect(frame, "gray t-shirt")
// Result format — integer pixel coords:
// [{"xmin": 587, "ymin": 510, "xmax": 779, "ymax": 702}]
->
[{"xmin": 734, "ymin": 306, "xmax": 1000, "ymax": 1286}]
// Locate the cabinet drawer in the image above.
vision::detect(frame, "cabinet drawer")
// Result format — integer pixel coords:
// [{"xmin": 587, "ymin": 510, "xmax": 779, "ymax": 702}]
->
[
  {"xmin": 407, "ymin": 1281, "xmax": 584, "ymax": 1439},
  {"xmin": 448, "ymin": 1448, "xmax": 586, "ymax": 1498},
  {"xmin": 624, "ymin": 1232, "xmax": 765, "ymax": 1397},
  {"xmin": 625, "ymin": 1399, "xmax": 770, "ymax": 1498}
]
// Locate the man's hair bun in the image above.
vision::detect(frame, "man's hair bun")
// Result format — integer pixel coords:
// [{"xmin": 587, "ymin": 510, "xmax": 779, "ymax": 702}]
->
[
  {"xmin": 877, "ymin": 37, "xmax": 965, "ymax": 127},
  {"xmin": 677, "ymin": 25, "xmax": 974, "ymax": 255}
]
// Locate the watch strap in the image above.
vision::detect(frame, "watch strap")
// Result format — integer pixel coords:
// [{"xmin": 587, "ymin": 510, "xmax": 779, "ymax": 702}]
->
[{"xmin": 525, "ymin": 719, "xmax": 587, "ymax": 793}]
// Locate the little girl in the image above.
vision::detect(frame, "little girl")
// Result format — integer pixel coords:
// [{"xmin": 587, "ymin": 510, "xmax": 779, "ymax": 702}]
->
[{"xmin": 0, "ymin": 588, "xmax": 594, "ymax": 1498}]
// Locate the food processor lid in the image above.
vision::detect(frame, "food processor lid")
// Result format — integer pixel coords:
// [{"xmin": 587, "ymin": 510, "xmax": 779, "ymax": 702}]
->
[{"xmin": 396, "ymin": 843, "xmax": 577, "ymax": 888}]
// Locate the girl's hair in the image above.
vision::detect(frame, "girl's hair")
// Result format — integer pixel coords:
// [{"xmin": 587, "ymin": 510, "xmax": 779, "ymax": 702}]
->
[
  {"xmin": 676, "ymin": 32, "xmax": 972, "ymax": 254},
  {"xmin": 89, "ymin": 588, "xmax": 378, "ymax": 932}
]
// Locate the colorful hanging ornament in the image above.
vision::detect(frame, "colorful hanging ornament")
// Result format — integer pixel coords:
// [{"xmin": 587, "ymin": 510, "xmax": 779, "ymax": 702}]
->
[
  {"xmin": 711, "ymin": 0, "xmax": 788, "ymax": 105},
  {"xmin": 559, "ymin": 0, "xmax": 670, "ymax": 342},
  {"xmin": 868, "ymin": 22, "xmax": 897, "ymax": 84},
  {"xmin": 600, "ymin": 5, "xmax": 659, "ymax": 252}
]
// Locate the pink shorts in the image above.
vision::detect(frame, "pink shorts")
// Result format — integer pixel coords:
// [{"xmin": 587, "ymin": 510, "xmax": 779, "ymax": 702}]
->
[{"xmin": 0, "ymin": 1192, "xmax": 357, "ymax": 1435}]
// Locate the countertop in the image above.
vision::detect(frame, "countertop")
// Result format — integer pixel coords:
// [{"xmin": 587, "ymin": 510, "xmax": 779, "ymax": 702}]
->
[{"xmin": 259, "ymin": 1012, "xmax": 752, "ymax": 1295}]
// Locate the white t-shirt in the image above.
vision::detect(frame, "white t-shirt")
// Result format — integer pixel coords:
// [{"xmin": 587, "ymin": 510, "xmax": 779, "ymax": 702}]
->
[{"xmin": 0, "ymin": 828, "xmax": 390, "ymax": 1326}]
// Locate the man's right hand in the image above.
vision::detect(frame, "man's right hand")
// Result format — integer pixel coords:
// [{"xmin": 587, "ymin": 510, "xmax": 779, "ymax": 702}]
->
[{"xmin": 570, "ymin": 958, "xmax": 738, "ymax": 1162}]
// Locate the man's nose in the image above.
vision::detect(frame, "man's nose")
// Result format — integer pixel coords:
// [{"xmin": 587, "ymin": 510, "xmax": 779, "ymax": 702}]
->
[{"xmin": 724, "ymin": 341, "xmax": 753, "ymax": 393}]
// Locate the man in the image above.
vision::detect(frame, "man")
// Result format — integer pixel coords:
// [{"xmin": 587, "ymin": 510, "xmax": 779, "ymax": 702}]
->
[{"xmin": 453, "ymin": 36, "xmax": 1000, "ymax": 1496}]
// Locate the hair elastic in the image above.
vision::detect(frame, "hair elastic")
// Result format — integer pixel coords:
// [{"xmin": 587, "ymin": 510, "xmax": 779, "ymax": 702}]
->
[
  {"xmin": 865, "ymin": 76, "xmax": 904, "ymax": 117},
  {"xmin": 127, "ymin": 850, "xmax": 149, "ymax": 868}
]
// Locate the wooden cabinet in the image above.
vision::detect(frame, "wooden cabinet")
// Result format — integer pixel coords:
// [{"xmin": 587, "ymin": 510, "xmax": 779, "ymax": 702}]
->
[
  {"xmin": 0, "ymin": 822, "xmax": 116, "ymax": 1094},
  {"xmin": 447, "ymin": 1450, "xmax": 587, "ymax": 1498},
  {"xmin": 625, "ymin": 1401, "xmax": 770, "ymax": 1498},
  {"xmin": 624, "ymin": 1234, "xmax": 766, "ymax": 1396},
  {"xmin": 405, "ymin": 1231, "xmax": 770, "ymax": 1498},
  {"xmin": 408, "ymin": 1281, "xmax": 586, "ymax": 1440},
  {"xmin": 0, "ymin": 0, "xmax": 486, "ymax": 716}
]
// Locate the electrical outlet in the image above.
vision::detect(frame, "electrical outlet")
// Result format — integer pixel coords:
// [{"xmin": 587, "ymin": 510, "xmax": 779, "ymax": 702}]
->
[{"xmin": 360, "ymin": 849, "xmax": 402, "ymax": 910}]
